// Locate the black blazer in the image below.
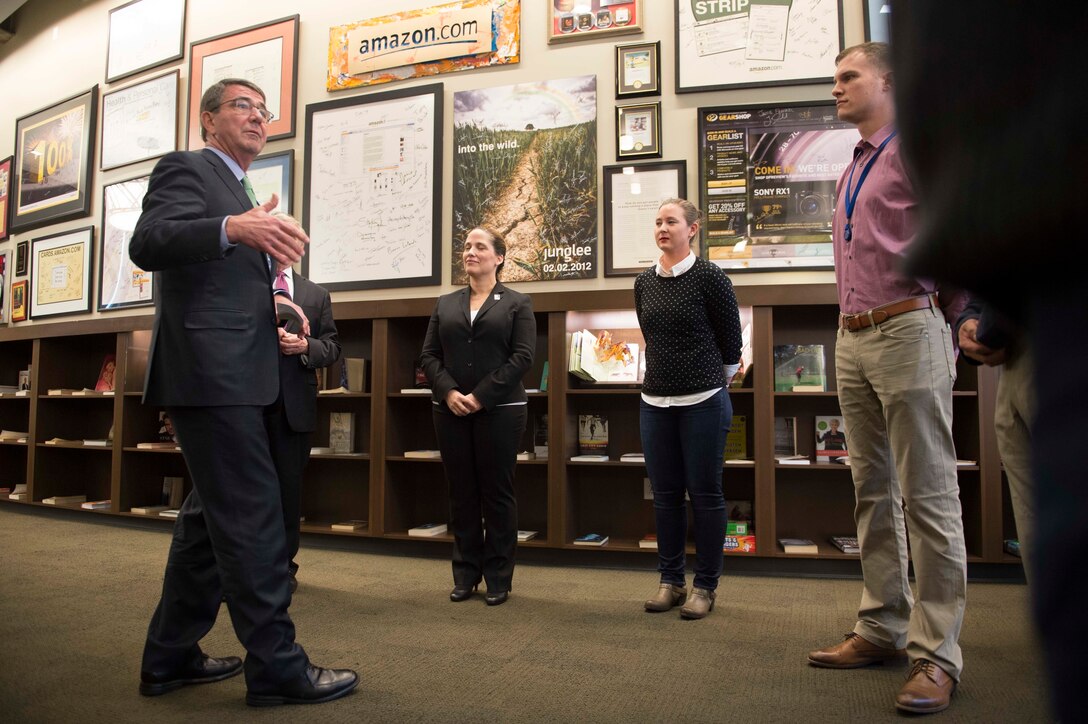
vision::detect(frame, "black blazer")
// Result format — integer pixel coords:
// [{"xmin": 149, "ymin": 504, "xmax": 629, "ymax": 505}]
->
[
  {"xmin": 131, "ymin": 149, "xmax": 278, "ymax": 407},
  {"xmin": 420, "ymin": 283, "xmax": 535, "ymax": 411},
  {"xmin": 279, "ymin": 274, "xmax": 340, "ymax": 433}
]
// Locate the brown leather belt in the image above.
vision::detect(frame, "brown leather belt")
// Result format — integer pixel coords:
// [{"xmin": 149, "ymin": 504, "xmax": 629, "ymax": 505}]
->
[{"xmin": 839, "ymin": 294, "xmax": 937, "ymax": 332}]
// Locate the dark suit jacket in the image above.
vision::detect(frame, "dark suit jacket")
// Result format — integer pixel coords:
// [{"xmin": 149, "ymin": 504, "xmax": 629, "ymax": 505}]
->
[
  {"xmin": 420, "ymin": 283, "xmax": 536, "ymax": 411},
  {"xmin": 278, "ymin": 274, "xmax": 340, "ymax": 433},
  {"xmin": 130, "ymin": 149, "xmax": 278, "ymax": 407}
]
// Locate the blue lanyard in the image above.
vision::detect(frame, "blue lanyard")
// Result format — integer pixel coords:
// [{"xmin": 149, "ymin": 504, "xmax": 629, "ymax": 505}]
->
[{"xmin": 843, "ymin": 131, "xmax": 897, "ymax": 242}]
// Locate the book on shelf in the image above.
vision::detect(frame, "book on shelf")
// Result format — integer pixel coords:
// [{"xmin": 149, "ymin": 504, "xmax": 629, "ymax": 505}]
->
[
  {"xmin": 815, "ymin": 415, "xmax": 849, "ymax": 460},
  {"xmin": 533, "ymin": 413, "xmax": 549, "ymax": 457},
  {"xmin": 0, "ymin": 487, "xmax": 11, "ymax": 495},
  {"xmin": 95, "ymin": 354, "xmax": 117, "ymax": 392},
  {"xmin": 331, "ymin": 520, "xmax": 367, "ymax": 531},
  {"xmin": 11, "ymin": 483, "xmax": 28, "ymax": 495},
  {"xmin": 774, "ymin": 416, "xmax": 798, "ymax": 457},
  {"xmin": 71, "ymin": 388, "xmax": 114, "ymax": 396},
  {"xmin": 154, "ymin": 411, "xmax": 177, "ymax": 444},
  {"xmin": 412, "ymin": 358, "xmax": 429, "ymax": 389},
  {"xmin": 539, "ymin": 360, "xmax": 549, "ymax": 392},
  {"xmin": 0, "ymin": 429, "xmax": 28, "ymax": 442},
  {"xmin": 573, "ymin": 533, "xmax": 609, "ymax": 546},
  {"xmin": 317, "ymin": 386, "xmax": 351, "ymax": 395},
  {"xmin": 619, "ymin": 452, "xmax": 644, "ymax": 463},
  {"xmin": 130, "ymin": 505, "xmax": 169, "ymax": 515},
  {"xmin": 408, "ymin": 522, "xmax": 448, "ymax": 537},
  {"xmin": 577, "ymin": 413, "xmax": 608, "ymax": 455},
  {"xmin": 779, "ymin": 538, "xmax": 819, "ymax": 555},
  {"xmin": 517, "ymin": 530, "xmax": 538, "ymax": 542},
  {"xmin": 81, "ymin": 499, "xmax": 111, "ymax": 510},
  {"xmin": 0, "ymin": 385, "xmax": 20, "ymax": 394},
  {"xmin": 18, "ymin": 368, "xmax": 31, "ymax": 392},
  {"xmin": 162, "ymin": 476, "xmax": 184, "ymax": 509},
  {"xmin": 568, "ymin": 329, "xmax": 639, "ymax": 383},
  {"xmin": 774, "ymin": 344, "xmax": 827, "ymax": 392},
  {"xmin": 329, "ymin": 412, "xmax": 355, "ymax": 454},
  {"xmin": 44, "ymin": 438, "xmax": 81, "ymax": 445},
  {"xmin": 516, "ymin": 451, "xmax": 536, "ymax": 461},
  {"xmin": 570, "ymin": 454, "xmax": 609, "ymax": 462},
  {"xmin": 776, "ymin": 455, "xmax": 811, "ymax": 465},
  {"xmin": 159, "ymin": 509, "xmax": 181, "ymax": 519},
  {"xmin": 136, "ymin": 441, "xmax": 179, "ymax": 450},
  {"xmin": 310, "ymin": 446, "xmax": 336, "ymax": 455},
  {"xmin": 829, "ymin": 536, "xmax": 861, "ymax": 554},
  {"xmin": 725, "ymin": 459, "xmax": 753, "ymax": 465},
  {"xmin": 956, "ymin": 459, "xmax": 977, "ymax": 467},
  {"xmin": 46, "ymin": 389, "xmax": 79, "ymax": 396},
  {"xmin": 730, "ymin": 321, "xmax": 754, "ymax": 388},
  {"xmin": 43, "ymin": 494, "xmax": 87, "ymax": 505},
  {"xmin": 723, "ymin": 535, "xmax": 757, "ymax": 553},
  {"xmin": 1004, "ymin": 539, "xmax": 1021, "ymax": 557},
  {"xmin": 9, "ymin": 492, "xmax": 29, "ymax": 500},
  {"xmin": 345, "ymin": 358, "xmax": 368, "ymax": 392},
  {"xmin": 399, "ymin": 388, "xmax": 432, "ymax": 395},
  {"xmin": 14, "ymin": 389, "xmax": 29, "ymax": 397},
  {"xmin": 82, "ymin": 439, "xmax": 110, "ymax": 447},
  {"xmin": 404, "ymin": 449, "xmax": 441, "ymax": 459},
  {"xmin": 638, "ymin": 534, "xmax": 658, "ymax": 550},
  {"xmin": 724, "ymin": 415, "xmax": 747, "ymax": 461}
]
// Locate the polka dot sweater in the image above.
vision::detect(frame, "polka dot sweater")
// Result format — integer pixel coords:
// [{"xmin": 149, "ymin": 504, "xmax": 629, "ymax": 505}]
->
[{"xmin": 635, "ymin": 256, "xmax": 743, "ymax": 397}]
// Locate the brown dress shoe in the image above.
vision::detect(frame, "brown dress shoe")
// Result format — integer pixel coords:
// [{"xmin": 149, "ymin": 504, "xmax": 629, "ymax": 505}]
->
[
  {"xmin": 644, "ymin": 583, "xmax": 686, "ymax": 612},
  {"xmin": 808, "ymin": 632, "xmax": 906, "ymax": 668},
  {"xmin": 896, "ymin": 659, "xmax": 955, "ymax": 714},
  {"xmin": 679, "ymin": 587, "xmax": 715, "ymax": 619}
]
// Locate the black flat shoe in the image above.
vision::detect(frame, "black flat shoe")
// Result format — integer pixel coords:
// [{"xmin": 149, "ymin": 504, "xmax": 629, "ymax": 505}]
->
[
  {"xmin": 246, "ymin": 665, "xmax": 358, "ymax": 707},
  {"xmin": 485, "ymin": 590, "xmax": 509, "ymax": 606},
  {"xmin": 140, "ymin": 654, "xmax": 243, "ymax": 696},
  {"xmin": 450, "ymin": 584, "xmax": 478, "ymax": 602}
]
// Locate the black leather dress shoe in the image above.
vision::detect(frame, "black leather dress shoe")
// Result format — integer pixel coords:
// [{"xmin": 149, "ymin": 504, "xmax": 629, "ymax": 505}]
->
[
  {"xmin": 139, "ymin": 654, "xmax": 243, "ymax": 696},
  {"xmin": 485, "ymin": 590, "xmax": 509, "ymax": 606},
  {"xmin": 450, "ymin": 584, "xmax": 478, "ymax": 602},
  {"xmin": 246, "ymin": 665, "xmax": 359, "ymax": 707},
  {"xmin": 289, "ymin": 573, "xmax": 298, "ymax": 594}
]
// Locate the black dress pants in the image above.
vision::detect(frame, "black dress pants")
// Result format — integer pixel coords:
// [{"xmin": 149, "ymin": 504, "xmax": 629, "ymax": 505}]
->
[
  {"xmin": 141, "ymin": 405, "xmax": 308, "ymax": 690},
  {"xmin": 264, "ymin": 398, "xmax": 313, "ymax": 574},
  {"xmin": 433, "ymin": 404, "xmax": 526, "ymax": 592}
]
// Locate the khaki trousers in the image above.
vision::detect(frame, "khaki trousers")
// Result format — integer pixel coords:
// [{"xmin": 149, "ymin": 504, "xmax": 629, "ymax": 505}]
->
[
  {"xmin": 835, "ymin": 306, "xmax": 967, "ymax": 680},
  {"xmin": 995, "ymin": 347, "xmax": 1035, "ymax": 582}
]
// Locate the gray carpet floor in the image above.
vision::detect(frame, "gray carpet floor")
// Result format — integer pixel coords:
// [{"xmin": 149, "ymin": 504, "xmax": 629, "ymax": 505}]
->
[{"xmin": 0, "ymin": 505, "xmax": 1049, "ymax": 723}]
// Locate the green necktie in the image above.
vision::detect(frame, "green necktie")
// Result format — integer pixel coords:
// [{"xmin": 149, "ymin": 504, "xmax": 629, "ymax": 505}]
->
[{"xmin": 241, "ymin": 175, "xmax": 259, "ymax": 207}]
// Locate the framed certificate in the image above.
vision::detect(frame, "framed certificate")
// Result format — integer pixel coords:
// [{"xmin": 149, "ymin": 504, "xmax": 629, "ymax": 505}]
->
[
  {"xmin": 616, "ymin": 40, "xmax": 660, "ymax": 98},
  {"xmin": 99, "ymin": 176, "xmax": 154, "ymax": 311},
  {"xmin": 603, "ymin": 160, "xmax": 685, "ymax": 276},
  {"xmin": 617, "ymin": 101, "xmax": 661, "ymax": 159},
  {"xmin": 101, "ymin": 71, "xmax": 179, "ymax": 171},
  {"xmin": 106, "ymin": 0, "xmax": 186, "ymax": 84},
  {"xmin": 30, "ymin": 226, "xmax": 94, "ymax": 319}
]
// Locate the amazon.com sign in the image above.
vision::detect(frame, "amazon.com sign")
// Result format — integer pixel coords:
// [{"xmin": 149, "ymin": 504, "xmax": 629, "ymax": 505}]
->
[{"xmin": 345, "ymin": 2, "xmax": 494, "ymax": 76}]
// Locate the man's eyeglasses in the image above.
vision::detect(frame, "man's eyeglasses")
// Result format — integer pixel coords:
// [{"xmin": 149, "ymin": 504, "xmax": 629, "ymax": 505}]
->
[{"xmin": 209, "ymin": 97, "xmax": 275, "ymax": 123}]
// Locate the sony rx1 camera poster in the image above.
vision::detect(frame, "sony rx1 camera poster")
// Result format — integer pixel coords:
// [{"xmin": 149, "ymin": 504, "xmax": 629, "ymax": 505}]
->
[{"xmin": 698, "ymin": 102, "xmax": 857, "ymax": 271}]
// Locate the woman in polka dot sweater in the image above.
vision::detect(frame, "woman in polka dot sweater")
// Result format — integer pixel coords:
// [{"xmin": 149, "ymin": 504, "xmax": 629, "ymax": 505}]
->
[{"xmin": 635, "ymin": 198, "xmax": 742, "ymax": 620}]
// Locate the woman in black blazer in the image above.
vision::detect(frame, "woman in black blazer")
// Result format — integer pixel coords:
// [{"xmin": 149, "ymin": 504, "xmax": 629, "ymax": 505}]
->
[{"xmin": 421, "ymin": 227, "xmax": 536, "ymax": 606}]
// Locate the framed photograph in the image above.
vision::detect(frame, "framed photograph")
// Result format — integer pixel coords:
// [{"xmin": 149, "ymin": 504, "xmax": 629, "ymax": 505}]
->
[
  {"xmin": 30, "ymin": 226, "xmax": 94, "ymax": 319},
  {"xmin": 247, "ymin": 150, "xmax": 293, "ymax": 217},
  {"xmin": 186, "ymin": 15, "xmax": 299, "ymax": 150},
  {"xmin": 549, "ymin": 0, "xmax": 643, "ymax": 44},
  {"xmin": 10, "ymin": 279, "xmax": 28, "ymax": 323},
  {"xmin": 697, "ymin": 100, "xmax": 857, "ymax": 272},
  {"xmin": 16, "ymin": 240, "xmax": 28, "ymax": 276},
  {"xmin": 10, "ymin": 87, "xmax": 98, "ymax": 234},
  {"xmin": 603, "ymin": 160, "xmax": 686, "ymax": 276},
  {"xmin": 675, "ymin": 0, "xmax": 843, "ymax": 93},
  {"xmin": 101, "ymin": 70, "xmax": 179, "ymax": 171},
  {"xmin": 616, "ymin": 40, "xmax": 660, "ymax": 98},
  {"xmin": 304, "ymin": 83, "xmax": 442, "ymax": 291},
  {"xmin": 0, "ymin": 155, "xmax": 11, "ymax": 241},
  {"xmin": 617, "ymin": 101, "xmax": 661, "ymax": 159},
  {"xmin": 863, "ymin": 0, "xmax": 891, "ymax": 42},
  {"xmin": 99, "ymin": 175, "xmax": 153, "ymax": 311},
  {"xmin": 106, "ymin": 0, "xmax": 186, "ymax": 84}
]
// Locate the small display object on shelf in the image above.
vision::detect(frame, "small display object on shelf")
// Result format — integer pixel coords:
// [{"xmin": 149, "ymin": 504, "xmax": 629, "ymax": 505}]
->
[
  {"xmin": 815, "ymin": 415, "xmax": 849, "ymax": 462},
  {"xmin": 95, "ymin": 355, "xmax": 117, "ymax": 392},
  {"xmin": 329, "ymin": 412, "xmax": 355, "ymax": 454},
  {"xmin": 573, "ymin": 533, "xmax": 609, "ymax": 546},
  {"xmin": 779, "ymin": 538, "xmax": 819, "ymax": 555},
  {"xmin": 331, "ymin": 520, "xmax": 367, "ymax": 532},
  {"xmin": 724, "ymin": 535, "xmax": 757, "ymax": 553},
  {"xmin": 723, "ymin": 415, "xmax": 747, "ymax": 461},
  {"xmin": 569, "ymin": 330, "xmax": 639, "ymax": 383},
  {"xmin": 578, "ymin": 414, "xmax": 609, "ymax": 456},
  {"xmin": 774, "ymin": 416, "xmax": 797, "ymax": 457},
  {"xmin": 517, "ymin": 530, "xmax": 538, "ymax": 542},
  {"xmin": 829, "ymin": 536, "xmax": 860, "ymax": 555},
  {"xmin": 774, "ymin": 344, "xmax": 826, "ymax": 391},
  {"xmin": 408, "ymin": 522, "xmax": 448, "ymax": 537}
]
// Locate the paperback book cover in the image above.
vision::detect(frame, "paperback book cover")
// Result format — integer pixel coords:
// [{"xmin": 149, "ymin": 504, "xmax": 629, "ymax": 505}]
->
[
  {"xmin": 578, "ymin": 414, "xmax": 608, "ymax": 455},
  {"xmin": 344, "ymin": 358, "xmax": 368, "ymax": 392},
  {"xmin": 723, "ymin": 415, "xmax": 748, "ymax": 461},
  {"xmin": 95, "ymin": 354, "xmax": 117, "ymax": 392},
  {"xmin": 534, "ymin": 413, "xmax": 549, "ymax": 457},
  {"xmin": 774, "ymin": 416, "xmax": 798, "ymax": 457},
  {"xmin": 773, "ymin": 344, "xmax": 826, "ymax": 391},
  {"xmin": 815, "ymin": 415, "xmax": 849, "ymax": 461},
  {"xmin": 573, "ymin": 533, "xmax": 609, "ymax": 546},
  {"xmin": 329, "ymin": 412, "xmax": 355, "ymax": 454}
]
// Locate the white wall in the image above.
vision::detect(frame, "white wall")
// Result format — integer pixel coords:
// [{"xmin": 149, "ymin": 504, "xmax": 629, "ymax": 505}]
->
[{"xmin": 0, "ymin": 0, "xmax": 867, "ymax": 322}]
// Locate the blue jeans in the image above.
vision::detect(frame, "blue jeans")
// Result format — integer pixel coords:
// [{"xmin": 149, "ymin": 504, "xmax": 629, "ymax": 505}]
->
[{"xmin": 640, "ymin": 388, "xmax": 731, "ymax": 591}]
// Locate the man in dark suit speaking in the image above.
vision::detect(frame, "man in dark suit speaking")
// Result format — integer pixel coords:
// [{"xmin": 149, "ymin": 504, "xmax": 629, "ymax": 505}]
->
[{"xmin": 130, "ymin": 78, "xmax": 357, "ymax": 707}]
